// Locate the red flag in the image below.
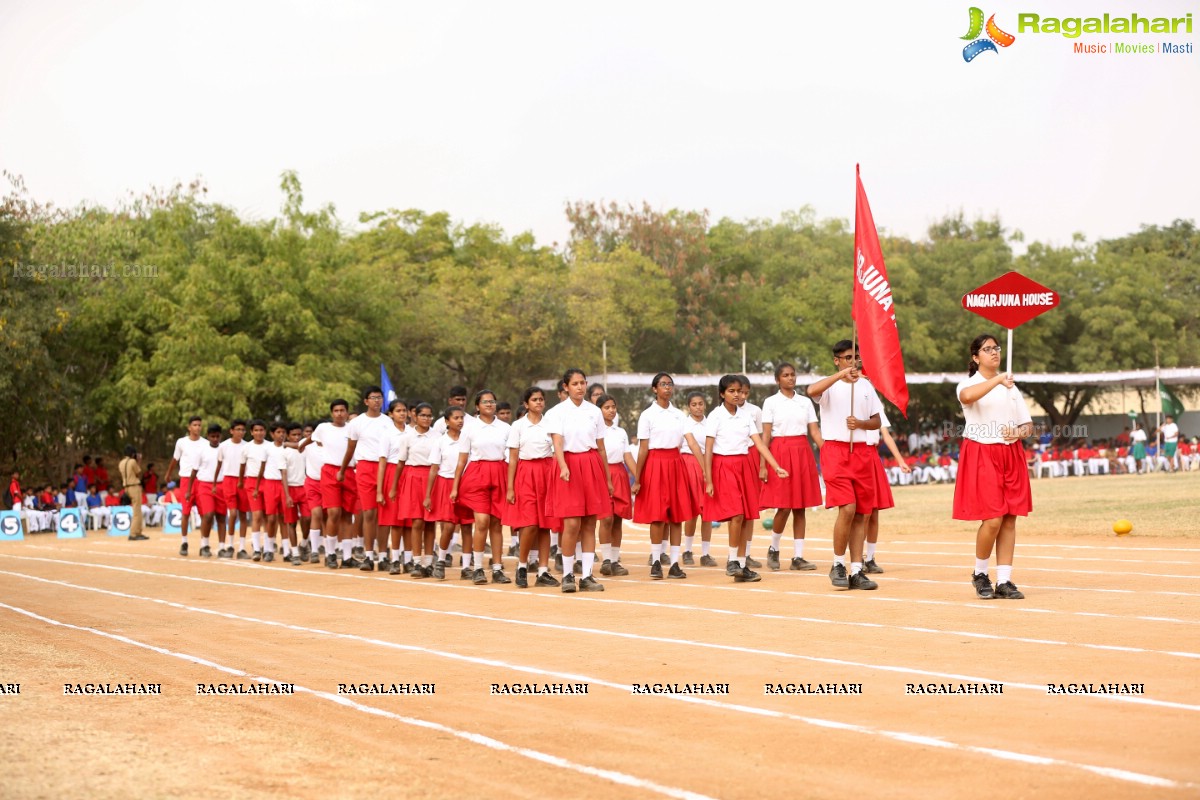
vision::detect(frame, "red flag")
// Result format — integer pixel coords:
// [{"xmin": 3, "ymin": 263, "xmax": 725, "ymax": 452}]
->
[{"xmin": 853, "ymin": 165, "xmax": 909, "ymax": 417}]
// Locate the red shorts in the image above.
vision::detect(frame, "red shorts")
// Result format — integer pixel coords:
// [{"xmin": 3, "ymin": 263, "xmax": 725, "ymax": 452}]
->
[
  {"xmin": 304, "ymin": 476, "xmax": 323, "ymax": 515},
  {"xmin": 760, "ymin": 436, "xmax": 823, "ymax": 510},
  {"xmin": 953, "ymin": 439, "xmax": 1032, "ymax": 521},
  {"xmin": 551, "ymin": 451, "xmax": 610, "ymax": 519},
  {"xmin": 184, "ymin": 478, "xmax": 219, "ymax": 517},
  {"xmin": 320, "ymin": 464, "xmax": 356, "ymax": 514},
  {"xmin": 504, "ymin": 457, "xmax": 560, "ymax": 530},
  {"xmin": 428, "ymin": 475, "xmax": 474, "ymax": 524},
  {"xmin": 821, "ymin": 441, "xmax": 882, "ymax": 515},
  {"xmin": 608, "ymin": 462, "xmax": 632, "ymax": 520},
  {"xmin": 221, "ymin": 476, "xmax": 248, "ymax": 515},
  {"xmin": 245, "ymin": 476, "xmax": 265, "ymax": 513},
  {"xmin": 180, "ymin": 477, "xmax": 196, "ymax": 516},
  {"xmin": 396, "ymin": 464, "xmax": 434, "ymax": 523},
  {"xmin": 211, "ymin": 480, "xmax": 228, "ymax": 516},
  {"xmin": 356, "ymin": 461, "xmax": 385, "ymax": 512},
  {"xmin": 633, "ymin": 449, "xmax": 700, "ymax": 524},
  {"xmin": 261, "ymin": 479, "xmax": 286, "ymax": 517},
  {"xmin": 458, "ymin": 460, "xmax": 507, "ymax": 519},
  {"xmin": 703, "ymin": 453, "xmax": 761, "ymax": 523},
  {"xmin": 283, "ymin": 484, "xmax": 305, "ymax": 524}
]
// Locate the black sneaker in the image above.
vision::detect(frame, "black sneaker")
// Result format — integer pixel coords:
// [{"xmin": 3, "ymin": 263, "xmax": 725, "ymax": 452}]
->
[
  {"xmin": 528, "ymin": 559, "xmax": 539, "ymax": 572},
  {"xmin": 994, "ymin": 581, "xmax": 1025, "ymax": 599},
  {"xmin": 340, "ymin": 556, "xmax": 359, "ymax": 569},
  {"xmin": 848, "ymin": 570, "xmax": 878, "ymax": 590},
  {"xmin": 549, "ymin": 544, "xmax": 559, "ymax": 558},
  {"xmin": 972, "ymin": 572, "xmax": 994, "ymax": 599},
  {"xmin": 218, "ymin": 548, "xmax": 232, "ymax": 559},
  {"xmin": 252, "ymin": 550, "xmax": 261, "ymax": 562},
  {"xmin": 378, "ymin": 557, "xmax": 392, "ymax": 573},
  {"xmin": 767, "ymin": 547, "xmax": 781, "ymax": 571},
  {"xmin": 402, "ymin": 561, "xmax": 413, "ymax": 574},
  {"xmin": 725, "ymin": 560, "xmax": 740, "ymax": 577},
  {"xmin": 700, "ymin": 554, "xmax": 718, "ymax": 567},
  {"xmin": 389, "ymin": 559, "xmax": 403, "ymax": 576},
  {"xmin": 290, "ymin": 553, "xmax": 303, "ymax": 566},
  {"xmin": 359, "ymin": 558, "xmax": 375, "ymax": 572},
  {"xmin": 573, "ymin": 560, "xmax": 582, "ymax": 574},
  {"xmin": 491, "ymin": 569, "xmax": 512, "ymax": 584},
  {"xmin": 745, "ymin": 555, "xmax": 762, "ymax": 569},
  {"xmin": 238, "ymin": 549, "xmax": 252, "ymax": 561},
  {"xmin": 179, "ymin": 542, "xmax": 189, "ymax": 557},
  {"xmin": 298, "ymin": 543, "xmax": 310, "ymax": 562},
  {"xmin": 433, "ymin": 560, "xmax": 446, "ymax": 580},
  {"xmin": 650, "ymin": 561, "xmax": 664, "ymax": 580},
  {"xmin": 263, "ymin": 551, "xmax": 275, "ymax": 563},
  {"xmin": 310, "ymin": 550, "xmax": 320, "ymax": 564},
  {"xmin": 829, "ymin": 563, "xmax": 849, "ymax": 587},
  {"xmin": 790, "ymin": 557, "xmax": 816, "ymax": 571},
  {"xmin": 516, "ymin": 567, "xmax": 528, "ymax": 588},
  {"xmin": 562, "ymin": 574, "xmax": 577, "ymax": 593},
  {"xmin": 863, "ymin": 558, "xmax": 884, "ymax": 574},
  {"xmin": 734, "ymin": 566, "xmax": 761, "ymax": 583},
  {"xmin": 128, "ymin": 533, "xmax": 149, "ymax": 541},
  {"xmin": 352, "ymin": 546, "xmax": 366, "ymax": 559},
  {"xmin": 460, "ymin": 566, "xmax": 474, "ymax": 580},
  {"xmin": 610, "ymin": 561, "xmax": 629, "ymax": 576},
  {"xmin": 648, "ymin": 554, "xmax": 656, "ymax": 566},
  {"xmin": 668, "ymin": 563, "xmax": 687, "ymax": 579},
  {"xmin": 660, "ymin": 553, "xmax": 670, "ymax": 566},
  {"xmin": 600, "ymin": 559, "xmax": 613, "ymax": 576},
  {"xmin": 682, "ymin": 551, "xmax": 695, "ymax": 566},
  {"xmin": 412, "ymin": 562, "xmax": 428, "ymax": 578},
  {"xmin": 536, "ymin": 571, "xmax": 560, "ymax": 587},
  {"xmin": 473, "ymin": 568, "xmax": 488, "ymax": 585},
  {"xmin": 554, "ymin": 553, "xmax": 563, "ymax": 573},
  {"xmin": 325, "ymin": 554, "xmax": 339, "ymax": 569},
  {"xmin": 199, "ymin": 545, "xmax": 212, "ymax": 558},
  {"xmin": 579, "ymin": 575, "xmax": 604, "ymax": 592},
  {"xmin": 507, "ymin": 544, "xmax": 518, "ymax": 557}
]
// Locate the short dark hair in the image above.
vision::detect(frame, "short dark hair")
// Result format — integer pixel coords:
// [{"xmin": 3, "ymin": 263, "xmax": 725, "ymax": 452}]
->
[
  {"xmin": 496, "ymin": 401, "xmax": 512, "ymax": 413},
  {"xmin": 448, "ymin": 386, "xmax": 468, "ymax": 399},
  {"xmin": 832, "ymin": 339, "xmax": 856, "ymax": 355},
  {"xmin": 329, "ymin": 399, "xmax": 349, "ymax": 412},
  {"xmin": 230, "ymin": 418, "xmax": 247, "ymax": 429},
  {"xmin": 287, "ymin": 422, "xmax": 303, "ymax": 433},
  {"xmin": 206, "ymin": 423, "xmax": 222, "ymax": 435},
  {"xmin": 188, "ymin": 416, "xmax": 202, "ymax": 424},
  {"xmin": 362, "ymin": 385, "xmax": 383, "ymax": 400},
  {"xmin": 269, "ymin": 421, "xmax": 286, "ymax": 433}
]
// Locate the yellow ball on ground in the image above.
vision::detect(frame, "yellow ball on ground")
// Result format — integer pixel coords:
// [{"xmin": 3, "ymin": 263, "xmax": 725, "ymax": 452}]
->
[{"xmin": 1113, "ymin": 519, "xmax": 1133, "ymax": 536}]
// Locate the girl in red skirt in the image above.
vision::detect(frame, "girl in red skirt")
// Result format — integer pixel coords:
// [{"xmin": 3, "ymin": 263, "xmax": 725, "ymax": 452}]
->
[
  {"xmin": 504, "ymin": 387, "xmax": 560, "ymax": 589},
  {"xmin": 390, "ymin": 403, "xmax": 438, "ymax": 577},
  {"xmin": 598, "ymin": 394, "xmax": 637, "ymax": 578},
  {"xmin": 632, "ymin": 374, "xmax": 705, "ymax": 579},
  {"xmin": 680, "ymin": 391, "xmax": 715, "ymax": 566},
  {"xmin": 954, "ymin": 334, "xmax": 1033, "ymax": 600},
  {"xmin": 759, "ymin": 363, "xmax": 823, "ymax": 571},
  {"xmin": 451, "ymin": 391, "xmax": 513, "ymax": 585},
  {"xmin": 375, "ymin": 399, "xmax": 409, "ymax": 575},
  {"xmin": 704, "ymin": 375, "xmax": 788, "ymax": 583},
  {"xmin": 546, "ymin": 368, "xmax": 613, "ymax": 593},
  {"xmin": 427, "ymin": 408, "xmax": 475, "ymax": 580}
]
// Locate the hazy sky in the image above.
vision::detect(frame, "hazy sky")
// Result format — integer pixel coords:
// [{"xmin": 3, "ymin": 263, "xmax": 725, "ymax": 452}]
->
[{"xmin": 2, "ymin": 0, "xmax": 1197, "ymax": 250}]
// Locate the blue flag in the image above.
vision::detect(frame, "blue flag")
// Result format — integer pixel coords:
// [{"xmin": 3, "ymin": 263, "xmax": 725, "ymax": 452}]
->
[{"xmin": 381, "ymin": 364, "xmax": 397, "ymax": 404}]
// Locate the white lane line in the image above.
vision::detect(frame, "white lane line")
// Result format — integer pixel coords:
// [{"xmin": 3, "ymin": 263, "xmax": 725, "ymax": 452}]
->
[
  {"xmin": 0, "ymin": 592, "xmax": 1189, "ymax": 792},
  {"xmin": 0, "ymin": 600, "xmax": 715, "ymax": 800},
  {"xmin": 3, "ymin": 562, "xmax": 1198, "ymax": 715}
]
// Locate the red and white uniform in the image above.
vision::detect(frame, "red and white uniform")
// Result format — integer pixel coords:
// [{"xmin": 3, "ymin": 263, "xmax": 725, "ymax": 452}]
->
[
  {"xmin": 457, "ymin": 418, "xmax": 511, "ymax": 518},
  {"xmin": 303, "ymin": 440, "xmax": 324, "ymax": 515},
  {"xmin": 284, "ymin": 447, "xmax": 307, "ymax": 524},
  {"xmin": 760, "ymin": 390, "xmax": 822, "ymax": 510},
  {"xmin": 634, "ymin": 402, "xmax": 700, "ymax": 524},
  {"xmin": 603, "ymin": 420, "xmax": 633, "ymax": 520},
  {"xmin": 396, "ymin": 428, "xmax": 438, "ymax": 523},
  {"xmin": 504, "ymin": 414, "xmax": 559, "ymax": 530},
  {"xmin": 703, "ymin": 404, "xmax": 761, "ymax": 522},
  {"xmin": 173, "ymin": 435, "xmax": 210, "ymax": 515},
  {"xmin": 217, "ymin": 438, "xmax": 247, "ymax": 515},
  {"xmin": 312, "ymin": 421, "xmax": 355, "ymax": 514},
  {"xmin": 818, "ymin": 377, "xmax": 885, "ymax": 515},
  {"xmin": 261, "ymin": 443, "xmax": 289, "ymax": 517},
  {"xmin": 428, "ymin": 434, "xmax": 473, "ymax": 524},
  {"xmin": 679, "ymin": 415, "xmax": 707, "ymax": 516},
  {"xmin": 187, "ymin": 443, "xmax": 221, "ymax": 517},
  {"xmin": 953, "ymin": 373, "xmax": 1033, "ymax": 520},
  {"xmin": 347, "ymin": 413, "xmax": 394, "ymax": 512},
  {"xmin": 240, "ymin": 440, "xmax": 270, "ymax": 513},
  {"xmin": 545, "ymin": 398, "xmax": 609, "ymax": 519}
]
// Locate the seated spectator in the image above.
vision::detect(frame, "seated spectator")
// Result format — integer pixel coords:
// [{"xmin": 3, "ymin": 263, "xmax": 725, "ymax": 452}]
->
[
  {"xmin": 143, "ymin": 463, "xmax": 160, "ymax": 504},
  {"xmin": 85, "ymin": 485, "xmax": 109, "ymax": 530}
]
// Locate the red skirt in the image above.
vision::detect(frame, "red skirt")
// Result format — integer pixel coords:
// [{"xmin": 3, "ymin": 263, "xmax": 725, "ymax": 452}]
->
[
  {"xmin": 458, "ymin": 460, "xmax": 507, "ymax": 518},
  {"xmin": 551, "ymin": 450, "xmax": 609, "ymax": 519},
  {"xmin": 870, "ymin": 453, "xmax": 895, "ymax": 511},
  {"xmin": 379, "ymin": 463, "xmax": 402, "ymax": 526},
  {"xmin": 505, "ymin": 457, "xmax": 560, "ymax": 530},
  {"xmin": 633, "ymin": 449, "xmax": 700, "ymax": 524},
  {"xmin": 682, "ymin": 453, "xmax": 705, "ymax": 519},
  {"xmin": 760, "ymin": 436, "xmax": 823, "ymax": 510},
  {"xmin": 428, "ymin": 475, "xmax": 474, "ymax": 524},
  {"xmin": 608, "ymin": 462, "xmax": 632, "ymax": 520},
  {"xmin": 703, "ymin": 453, "xmax": 761, "ymax": 523},
  {"xmin": 396, "ymin": 465, "xmax": 434, "ymax": 522},
  {"xmin": 821, "ymin": 441, "xmax": 882, "ymax": 515},
  {"xmin": 953, "ymin": 439, "xmax": 1032, "ymax": 521}
]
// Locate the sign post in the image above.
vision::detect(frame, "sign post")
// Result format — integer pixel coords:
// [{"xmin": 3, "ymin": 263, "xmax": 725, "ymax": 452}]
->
[{"xmin": 961, "ymin": 271, "xmax": 1060, "ymax": 374}]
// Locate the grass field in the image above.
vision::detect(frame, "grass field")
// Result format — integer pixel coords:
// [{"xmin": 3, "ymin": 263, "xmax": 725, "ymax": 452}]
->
[{"xmin": 0, "ymin": 470, "xmax": 1197, "ymax": 799}]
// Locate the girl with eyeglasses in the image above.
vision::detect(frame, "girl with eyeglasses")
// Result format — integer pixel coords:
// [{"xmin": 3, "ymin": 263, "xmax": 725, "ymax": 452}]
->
[{"xmin": 451, "ymin": 391, "xmax": 513, "ymax": 585}]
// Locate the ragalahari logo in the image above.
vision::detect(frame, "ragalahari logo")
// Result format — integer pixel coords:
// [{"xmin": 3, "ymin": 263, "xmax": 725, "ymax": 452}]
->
[{"xmin": 961, "ymin": 7, "xmax": 1016, "ymax": 61}]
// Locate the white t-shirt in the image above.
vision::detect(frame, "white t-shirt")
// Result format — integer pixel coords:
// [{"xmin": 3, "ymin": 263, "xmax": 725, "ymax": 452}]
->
[
  {"xmin": 241, "ymin": 440, "xmax": 270, "ymax": 480},
  {"xmin": 303, "ymin": 442, "xmax": 324, "ymax": 480},
  {"xmin": 432, "ymin": 411, "xmax": 476, "ymax": 437},
  {"xmin": 544, "ymin": 399, "xmax": 605, "ymax": 452},
  {"xmin": 194, "ymin": 443, "xmax": 220, "ymax": 482},
  {"xmin": 310, "ymin": 422, "xmax": 351, "ymax": 467},
  {"xmin": 1131, "ymin": 429, "xmax": 1147, "ymax": 444},
  {"xmin": 637, "ymin": 402, "xmax": 688, "ymax": 450},
  {"xmin": 817, "ymin": 377, "xmax": 884, "ymax": 444},
  {"xmin": 347, "ymin": 413, "xmax": 394, "ymax": 463},
  {"xmin": 399, "ymin": 428, "xmax": 438, "ymax": 467},
  {"xmin": 263, "ymin": 443, "xmax": 289, "ymax": 480},
  {"xmin": 284, "ymin": 448, "xmax": 306, "ymax": 486},
  {"xmin": 863, "ymin": 408, "xmax": 891, "ymax": 447},
  {"xmin": 216, "ymin": 439, "xmax": 246, "ymax": 481},
  {"xmin": 705, "ymin": 405, "xmax": 758, "ymax": 456},
  {"xmin": 429, "ymin": 434, "xmax": 464, "ymax": 479},
  {"xmin": 172, "ymin": 436, "xmax": 210, "ymax": 479},
  {"xmin": 956, "ymin": 372, "xmax": 1033, "ymax": 445},
  {"xmin": 739, "ymin": 402, "xmax": 764, "ymax": 435},
  {"xmin": 604, "ymin": 421, "xmax": 629, "ymax": 465},
  {"xmin": 761, "ymin": 391, "xmax": 818, "ymax": 438},
  {"xmin": 459, "ymin": 418, "xmax": 511, "ymax": 462},
  {"xmin": 1162, "ymin": 422, "xmax": 1179, "ymax": 443},
  {"xmin": 507, "ymin": 415, "xmax": 554, "ymax": 461},
  {"xmin": 681, "ymin": 416, "xmax": 707, "ymax": 456}
]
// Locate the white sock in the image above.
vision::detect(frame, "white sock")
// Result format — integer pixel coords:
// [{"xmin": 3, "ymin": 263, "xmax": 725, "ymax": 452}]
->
[
  {"xmin": 237, "ymin": 536, "xmax": 245, "ymax": 551},
  {"xmin": 850, "ymin": 561, "xmax": 862, "ymax": 575},
  {"xmin": 424, "ymin": 555, "xmax": 434, "ymax": 567},
  {"xmin": 365, "ymin": 549, "xmax": 375, "ymax": 561},
  {"xmin": 865, "ymin": 541, "xmax": 877, "ymax": 560},
  {"xmin": 727, "ymin": 547, "xmax": 739, "ymax": 562},
  {"xmin": 404, "ymin": 550, "xmax": 412, "ymax": 564},
  {"xmin": 538, "ymin": 566, "xmax": 549, "ymax": 576},
  {"xmin": 509, "ymin": 535, "xmax": 518, "ymax": 548},
  {"xmin": 582, "ymin": 552, "xmax": 595, "ymax": 577},
  {"xmin": 251, "ymin": 531, "xmax": 262, "ymax": 551},
  {"xmin": 462, "ymin": 552, "xmax": 473, "ymax": 568},
  {"xmin": 563, "ymin": 555, "xmax": 575, "ymax": 575},
  {"xmin": 683, "ymin": 535, "xmax": 694, "ymax": 552},
  {"xmin": 492, "ymin": 561, "xmax": 503, "ymax": 572},
  {"xmin": 473, "ymin": 551, "xmax": 485, "ymax": 571},
  {"xmin": 770, "ymin": 532, "xmax": 782, "ymax": 550},
  {"xmin": 574, "ymin": 543, "xmax": 582, "ymax": 559},
  {"xmin": 309, "ymin": 530, "xmax": 320, "ymax": 549},
  {"xmin": 742, "ymin": 542, "xmax": 752, "ymax": 559},
  {"xmin": 550, "ymin": 533, "xmax": 559, "ymax": 549},
  {"xmin": 324, "ymin": 535, "xmax": 337, "ymax": 553},
  {"xmin": 701, "ymin": 540, "xmax": 711, "ymax": 556},
  {"xmin": 282, "ymin": 541, "xmax": 291, "ymax": 556},
  {"xmin": 200, "ymin": 536, "xmax": 209, "ymax": 548},
  {"xmin": 651, "ymin": 542, "xmax": 663, "ymax": 561},
  {"xmin": 601, "ymin": 543, "xmax": 612, "ymax": 561},
  {"xmin": 340, "ymin": 540, "xmax": 352, "ymax": 560},
  {"xmin": 997, "ymin": 565, "xmax": 1013, "ymax": 584},
  {"xmin": 834, "ymin": 553, "xmax": 846, "ymax": 567},
  {"xmin": 264, "ymin": 538, "xmax": 275, "ymax": 553},
  {"xmin": 388, "ymin": 549, "xmax": 399, "ymax": 561},
  {"xmin": 611, "ymin": 547, "xmax": 620, "ymax": 562},
  {"xmin": 529, "ymin": 549, "xmax": 539, "ymax": 561},
  {"xmin": 793, "ymin": 538, "xmax": 805, "ymax": 558},
  {"xmin": 975, "ymin": 558, "xmax": 990, "ymax": 575},
  {"xmin": 670, "ymin": 545, "xmax": 680, "ymax": 564}
]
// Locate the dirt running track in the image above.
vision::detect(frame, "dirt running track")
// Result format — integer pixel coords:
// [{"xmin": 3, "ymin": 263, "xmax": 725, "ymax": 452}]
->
[{"xmin": 1, "ymin": 526, "xmax": 1197, "ymax": 800}]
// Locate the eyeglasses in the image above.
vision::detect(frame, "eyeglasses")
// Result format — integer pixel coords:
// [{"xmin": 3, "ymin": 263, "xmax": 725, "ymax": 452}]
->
[
  {"xmin": 980, "ymin": 346, "xmax": 1002, "ymax": 354},
  {"xmin": 834, "ymin": 355, "xmax": 858, "ymax": 362},
  {"xmin": 479, "ymin": 400, "xmax": 496, "ymax": 406}
]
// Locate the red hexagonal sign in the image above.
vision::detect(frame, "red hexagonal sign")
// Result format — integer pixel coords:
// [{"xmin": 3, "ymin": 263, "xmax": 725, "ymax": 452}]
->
[{"xmin": 961, "ymin": 271, "xmax": 1059, "ymax": 329}]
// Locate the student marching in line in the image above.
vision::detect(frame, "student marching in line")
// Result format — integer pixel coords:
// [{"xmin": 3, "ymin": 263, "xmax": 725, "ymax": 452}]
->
[
  {"xmin": 340, "ymin": 387, "xmax": 393, "ymax": 571},
  {"xmin": 261, "ymin": 421, "xmax": 293, "ymax": 562},
  {"xmin": 679, "ymin": 391, "xmax": 716, "ymax": 567},
  {"xmin": 215, "ymin": 419, "xmax": 249, "ymax": 558},
  {"xmin": 184, "ymin": 423, "xmax": 224, "ymax": 558},
  {"xmin": 452, "ymin": 390, "xmax": 513, "ymax": 585},
  {"xmin": 546, "ymin": 368, "xmax": 613, "ymax": 593},
  {"xmin": 376, "ymin": 399, "xmax": 409, "ymax": 575},
  {"xmin": 504, "ymin": 387, "xmax": 561, "ymax": 588},
  {"xmin": 166, "ymin": 416, "xmax": 208, "ymax": 557},
  {"xmin": 759, "ymin": 363, "xmax": 823, "ymax": 571},
  {"xmin": 955, "ymin": 333, "xmax": 1033, "ymax": 600},
  {"xmin": 300, "ymin": 422, "xmax": 324, "ymax": 563},
  {"xmin": 427, "ymin": 407, "xmax": 476, "ymax": 580},
  {"xmin": 632, "ymin": 374, "xmax": 705, "ymax": 579},
  {"xmin": 806, "ymin": 340, "xmax": 884, "ymax": 591},
  {"xmin": 283, "ymin": 423, "xmax": 311, "ymax": 565},
  {"xmin": 859, "ymin": 412, "xmax": 908, "ymax": 574},
  {"xmin": 597, "ymin": 394, "xmax": 637, "ymax": 577},
  {"xmin": 391, "ymin": 402, "xmax": 438, "ymax": 577},
  {"xmin": 734, "ymin": 376, "xmax": 765, "ymax": 570},
  {"xmin": 704, "ymin": 375, "xmax": 788, "ymax": 583},
  {"xmin": 238, "ymin": 420, "xmax": 270, "ymax": 562},
  {"xmin": 301, "ymin": 400, "xmax": 356, "ymax": 568}
]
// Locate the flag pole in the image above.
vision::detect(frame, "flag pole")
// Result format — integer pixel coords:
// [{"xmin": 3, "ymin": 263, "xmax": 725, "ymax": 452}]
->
[
  {"xmin": 849, "ymin": 322, "xmax": 857, "ymax": 453},
  {"xmin": 1155, "ymin": 343, "xmax": 1161, "ymax": 455}
]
